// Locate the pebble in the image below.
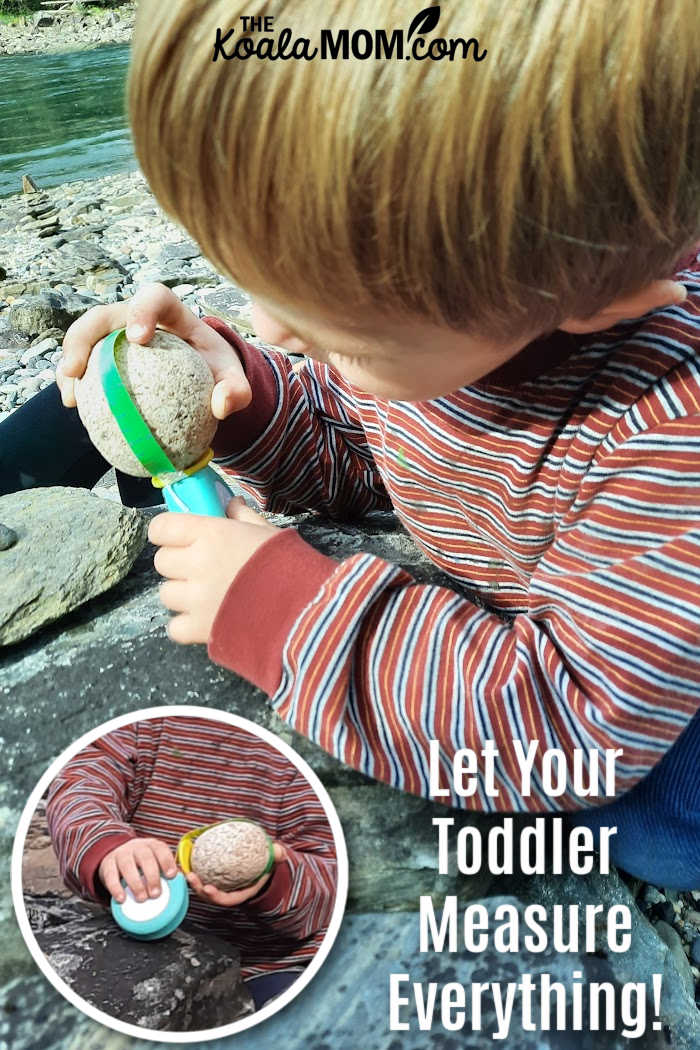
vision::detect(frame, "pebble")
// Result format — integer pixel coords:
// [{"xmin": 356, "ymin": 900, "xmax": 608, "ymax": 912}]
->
[
  {"xmin": 652, "ymin": 899, "xmax": 677, "ymax": 926},
  {"xmin": 17, "ymin": 376, "xmax": 42, "ymax": 395},
  {"xmin": 20, "ymin": 342, "xmax": 54, "ymax": 365},
  {"xmin": 691, "ymin": 935, "xmax": 700, "ymax": 968},
  {"xmin": 643, "ymin": 885, "xmax": 665, "ymax": 907},
  {"xmin": 0, "ymin": 524, "xmax": 18, "ymax": 551}
]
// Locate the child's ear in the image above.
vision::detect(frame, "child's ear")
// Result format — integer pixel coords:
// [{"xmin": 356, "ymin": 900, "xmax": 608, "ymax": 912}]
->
[
  {"xmin": 250, "ymin": 302, "xmax": 311, "ymax": 353},
  {"xmin": 559, "ymin": 280, "xmax": 687, "ymax": 334}
]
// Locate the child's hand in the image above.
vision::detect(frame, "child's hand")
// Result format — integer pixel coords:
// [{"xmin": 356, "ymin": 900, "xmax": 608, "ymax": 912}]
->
[
  {"xmin": 56, "ymin": 282, "xmax": 252, "ymax": 419},
  {"xmin": 149, "ymin": 497, "xmax": 282, "ymax": 644},
  {"xmin": 184, "ymin": 843, "xmax": 286, "ymax": 907},
  {"xmin": 98, "ymin": 837, "xmax": 178, "ymax": 903}
]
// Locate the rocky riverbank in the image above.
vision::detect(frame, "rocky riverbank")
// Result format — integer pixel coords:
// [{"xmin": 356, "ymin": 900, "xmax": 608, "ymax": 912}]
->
[
  {"xmin": 0, "ymin": 3, "xmax": 134, "ymax": 57},
  {"xmin": 0, "ymin": 169, "xmax": 253, "ymax": 421}
]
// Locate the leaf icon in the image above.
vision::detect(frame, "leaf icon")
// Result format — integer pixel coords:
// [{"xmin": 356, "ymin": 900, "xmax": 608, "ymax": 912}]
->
[{"xmin": 407, "ymin": 5, "xmax": 441, "ymax": 41}]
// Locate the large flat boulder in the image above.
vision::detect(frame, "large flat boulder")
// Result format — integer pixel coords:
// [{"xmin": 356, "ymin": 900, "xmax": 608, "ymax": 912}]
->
[
  {"xmin": 28, "ymin": 895, "xmax": 253, "ymax": 1032},
  {"xmin": 0, "ymin": 487, "xmax": 148, "ymax": 646}
]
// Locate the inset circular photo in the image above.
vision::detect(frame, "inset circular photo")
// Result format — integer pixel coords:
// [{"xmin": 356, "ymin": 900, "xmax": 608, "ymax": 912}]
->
[{"xmin": 12, "ymin": 706, "xmax": 348, "ymax": 1042}]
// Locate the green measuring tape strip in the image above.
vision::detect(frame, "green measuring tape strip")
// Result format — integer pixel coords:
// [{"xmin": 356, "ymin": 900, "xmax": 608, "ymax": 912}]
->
[{"xmin": 99, "ymin": 329, "xmax": 177, "ymax": 476}]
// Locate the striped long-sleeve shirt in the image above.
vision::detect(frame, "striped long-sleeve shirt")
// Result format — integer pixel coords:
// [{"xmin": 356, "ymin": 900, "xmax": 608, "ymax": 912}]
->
[
  {"xmin": 46, "ymin": 717, "xmax": 337, "ymax": 978},
  {"xmin": 206, "ymin": 258, "xmax": 700, "ymax": 813}
]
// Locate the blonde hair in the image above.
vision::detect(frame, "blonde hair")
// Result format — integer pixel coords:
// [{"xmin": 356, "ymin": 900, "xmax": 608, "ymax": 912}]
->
[{"xmin": 129, "ymin": 0, "xmax": 700, "ymax": 338}]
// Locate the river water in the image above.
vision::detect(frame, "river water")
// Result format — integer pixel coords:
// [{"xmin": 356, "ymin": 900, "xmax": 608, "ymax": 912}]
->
[{"xmin": 0, "ymin": 43, "xmax": 136, "ymax": 198}]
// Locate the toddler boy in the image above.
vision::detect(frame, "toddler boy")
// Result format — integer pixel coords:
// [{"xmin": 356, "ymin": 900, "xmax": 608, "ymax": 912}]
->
[{"xmin": 58, "ymin": 1, "xmax": 700, "ymax": 885}]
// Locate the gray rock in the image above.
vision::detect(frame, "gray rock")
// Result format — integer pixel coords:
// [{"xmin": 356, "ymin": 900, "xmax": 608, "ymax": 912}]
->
[
  {"xmin": 0, "ymin": 487, "xmax": 148, "ymax": 646},
  {"xmin": 197, "ymin": 285, "xmax": 254, "ymax": 332},
  {"xmin": 16, "ymin": 375, "xmax": 42, "ymax": 396},
  {"xmin": 18, "ymin": 211, "xmax": 59, "ymax": 231},
  {"xmin": 110, "ymin": 191, "xmax": 150, "ymax": 210},
  {"xmin": 654, "ymin": 920, "xmax": 695, "ymax": 998},
  {"xmin": 28, "ymin": 333, "xmax": 60, "ymax": 351},
  {"xmin": 0, "ymin": 524, "xmax": 18, "ymax": 550},
  {"xmin": 20, "ymin": 341, "xmax": 55, "ymax": 365},
  {"xmin": 0, "ymin": 356, "xmax": 21, "ymax": 376},
  {"xmin": 509, "ymin": 865, "xmax": 700, "ymax": 1048},
  {"xmin": 37, "ymin": 224, "xmax": 61, "ymax": 240},
  {"xmin": 131, "ymin": 266, "xmax": 193, "ymax": 288},
  {"xmin": 0, "ymin": 281, "xmax": 33, "ymax": 297},
  {"xmin": 33, "ymin": 327, "xmax": 66, "ymax": 344},
  {"xmin": 161, "ymin": 241, "xmax": 201, "ymax": 262},
  {"xmin": 26, "ymin": 203, "xmax": 56, "ymax": 220},
  {"xmin": 8, "ymin": 291, "xmax": 95, "ymax": 338},
  {"xmin": 83, "ymin": 269, "xmax": 126, "ymax": 296},
  {"xmin": 30, "ymin": 896, "xmax": 254, "ymax": 1031}
]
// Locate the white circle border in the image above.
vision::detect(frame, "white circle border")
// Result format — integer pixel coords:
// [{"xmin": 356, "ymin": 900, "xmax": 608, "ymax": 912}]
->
[{"xmin": 11, "ymin": 704, "xmax": 349, "ymax": 1043}]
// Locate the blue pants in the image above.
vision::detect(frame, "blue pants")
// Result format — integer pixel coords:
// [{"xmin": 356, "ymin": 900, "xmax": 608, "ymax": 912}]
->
[
  {"xmin": 245, "ymin": 970, "xmax": 302, "ymax": 1010},
  {"xmin": 569, "ymin": 709, "xmax": 700, "ymax": 888},
  {"xmin": 0, "ymin": 381, "xmax": 161, "ymax": 507}
]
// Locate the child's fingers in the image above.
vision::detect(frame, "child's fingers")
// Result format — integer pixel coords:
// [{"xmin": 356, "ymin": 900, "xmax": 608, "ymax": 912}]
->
[
  {"xmin": 185, "ymin": 871, "xmax": 203, "ymax": 892},
  {"xmin": 99, "ymin": 855, "xmax": 125, "ymax": 903},
  {"xmin": 211, "ymin": 368, "xmax": 252, "ymax": 419},
  {"xmin": 185, "ymin": 872, "xmax": 219, "ymax": 902},
  {"xmin": 148, "ymin": 511, "xmax": 207, "ymax": 549},
  {"xmin": 153, "ymin": 544, "xmax": 195, "ymax": 581},
  {"xmin": 60, "ymin": 304, "xmax": 128, "ymax": 378},
  {"xmin": 149, "ymin": 840, "xmax": 178, "ymax": 879},
  {"xmin": 56, "ymin": 365, "xmax": 77, "ymax": 408},
  {"xmin": 134, "ymin": 846, "xmax": 164, "ymax": 898},
  {"xmin": 199, "ymin": 883, "xmax": 233, "ymax": 906},
  {"xmin": 225, "ymin": 496, "xmax": 267, "ymax": 526},
  {"xmin": 125, "ymin": 282, "xmax": 193, "ymax": 344},
  {"xmin": 159, "ymin": 580, "xmax": 192, "ymax": 612},
  {"xmin": 215, "ymin": 874, "xmax": 270, "ymax": 906},
  {"xmin": 118, "ymin": 854, "xmax": 148, "ymax": 902},
  {"xmin": 166, "ymin": 614, "xmax": 200, "ymax": 645}
]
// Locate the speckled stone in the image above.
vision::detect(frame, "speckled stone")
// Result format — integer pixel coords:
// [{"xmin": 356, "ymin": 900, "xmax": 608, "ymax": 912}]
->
[
  {"xmin": 75, "ymin": 330, "xmax": 217, "ymax": 477},
  {"xmin": 191, "ymin": 820, "xmax": 272, "ymax": 892}
]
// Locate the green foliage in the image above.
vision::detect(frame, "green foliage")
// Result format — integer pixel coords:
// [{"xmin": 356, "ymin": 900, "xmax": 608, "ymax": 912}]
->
[{"xmin": 0, "ymin": 0, "xmax": 41, "ymax": 15}]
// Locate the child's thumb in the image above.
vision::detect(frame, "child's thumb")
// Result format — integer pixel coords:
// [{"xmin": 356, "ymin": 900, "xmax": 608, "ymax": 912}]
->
[{"xmin": 226, "ymin": 496, "xmax": 267, "ymax": 525}]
